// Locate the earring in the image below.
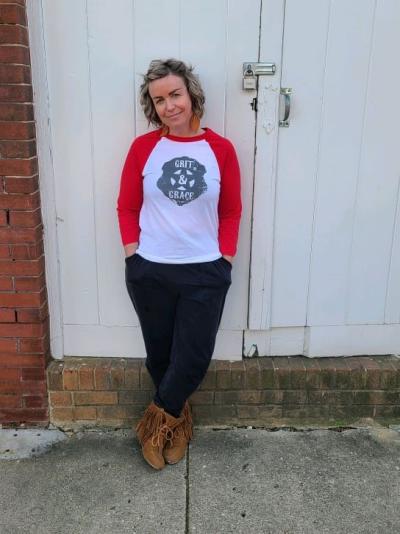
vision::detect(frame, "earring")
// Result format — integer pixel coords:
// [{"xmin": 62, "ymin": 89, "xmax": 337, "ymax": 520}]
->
[{"xmin": 190, "ymin": 114, "xmax": 200, "ymax": 133}]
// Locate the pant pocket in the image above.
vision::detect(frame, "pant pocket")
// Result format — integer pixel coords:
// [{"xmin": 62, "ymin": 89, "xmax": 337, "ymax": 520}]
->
[
  {"xmin": 125, "ymin": 253, "xmax": 147, "ymax": 283},
  {"xmin": 210, "ymin": 257, "xmax": 232, "ymax": 285}
]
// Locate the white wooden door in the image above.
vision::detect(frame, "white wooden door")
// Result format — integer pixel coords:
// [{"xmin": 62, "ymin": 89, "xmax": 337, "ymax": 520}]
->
[
  {"xmin": 247, "ymin": 0, "xmax": 400, "ymax": 356},
  {"xmin": 32, "ymin": 0, "xmax": 267, "ymax": 360}
]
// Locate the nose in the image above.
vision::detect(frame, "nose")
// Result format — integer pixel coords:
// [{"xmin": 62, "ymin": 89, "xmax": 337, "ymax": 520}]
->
[{"xmin": 165, "ymin": 98, "xmax": 175, "ymax": 112}]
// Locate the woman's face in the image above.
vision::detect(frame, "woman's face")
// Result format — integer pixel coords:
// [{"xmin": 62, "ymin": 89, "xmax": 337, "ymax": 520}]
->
[{"xmin": 149, "ymin": 74, "xmax": 193, "ymax": 136}]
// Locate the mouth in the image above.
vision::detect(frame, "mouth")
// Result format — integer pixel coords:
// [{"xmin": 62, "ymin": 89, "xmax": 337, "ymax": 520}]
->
[{"xmin": 166, "ymin": 112, "xmax": 182, "ymax": 119}]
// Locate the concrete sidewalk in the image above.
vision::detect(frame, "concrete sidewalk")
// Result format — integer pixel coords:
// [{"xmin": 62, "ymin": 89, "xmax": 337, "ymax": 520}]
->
[{"xmin": 1, "ymin": 420, "xmax": 400, "ymax": 534}]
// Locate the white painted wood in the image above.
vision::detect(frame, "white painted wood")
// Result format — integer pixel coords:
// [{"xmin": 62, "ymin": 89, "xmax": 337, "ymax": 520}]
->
[
  {"xmin": 307, "ymin": 324, "xmax": 400, "ymax": 357},
  {"xmin": 86, "ymin": 0, "xmax": 139, "ymax": 327},
  {"xmin": 64, "ymin": 325, "xmax": 243, "ymax": 360},
  {"xmin": 347, "ymin": 0, "xmax": 400, "ymax": 324},
  {"xmin": 307, "ymin": 0, "xmax": 376, "ymax": 325},
  {"xmin": 244, "ymin": 323, "xmax": 400, "ymax": 357},
  {"xmin": 42, "ymin": 0, "xmax": 99, "ymax": 324},
  {"xmin": 37, "ymin": 0, "xmax": 259, "ymax": 358},
  {"xmin": 223, "ymin": 0, "xmax": 261, "ymax": 329},
  {"xmin": 248, "ymin": 0, "xmax": 285, "ymax": 330},
  {"xmin": 244, "ymin": 328, "xmax": 304, "ymax": 357},
  {"xmin": 270, "ymin": 0, "xmax": 330, "ymax": 327},
  {"xmin": 133, "ymin": 0, "xmax": 260, "ymax": 330},
  {"xmin": 25, "ymin": 0, "xmax": 64, "ymax": 358},
  {"xmin": 385, "ymin": 180, "xmax": 400, "ymax": 323},
  {"xmin": 32, "ymin": 0, "xmax": 400, "ymax": 359}
]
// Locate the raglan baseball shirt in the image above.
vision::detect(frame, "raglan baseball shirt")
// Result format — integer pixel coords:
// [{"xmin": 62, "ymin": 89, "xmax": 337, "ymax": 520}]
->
[{"xmin": 116, "ymin": 127, "xmax": 242, "ymax": 264}]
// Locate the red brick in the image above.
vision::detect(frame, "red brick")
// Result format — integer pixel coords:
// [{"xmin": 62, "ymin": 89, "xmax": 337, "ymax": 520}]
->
[
  {"xmin": 14, "ymin": 273, "xmax": 45, "ymax": 291},
  {"xmin": 230, "ymin": 360, "xmax": 246, "ymax": 389},
  {"xmin": 74, "ymin": 391, "xmax": 118, "ymax": 405},
  {"xmin": 73, "ymin": 406, "xmax": 96, "ymax": 420},
  {"xmin": 215, "ymin": 360, "xmax": 231, "ymax": 389},
  {"xmin": 0, "ymin": 45, "xmax": 29, "ymax": 65},
  {"xmin": 0, "ymin": 394, "xmax": 21, "ymax": 407},
  {"xmin": 11, "ymin": 240, "xmax": 43, "ymax": 260},
  {"xmin": 0, "ymin": 244, "xmax": 10, "ymax": 258},
  {"xmin": 0, "ymin": 288, "xmax": 46, "ymax": 308},
  {"xmin": 19, "ymin": 335, "xmax": 48, "ymax": 353},
  {"xmin": 0, "ymin": 5, "xmax": 27, "ymax": 25},
  {"xmin": 49, "ymin": 391, "xmax": 72, "ymax": 407},
  {"xmin": 0, "ymin": 208, "xmax": 7, "ymax": 225},
  {"xmin": 63, "ymin": 367, "xmax": 78, "ymax": 391},
  {"xmin": 10, "ymin": 207, "xmax": 41, "ymax": 227},
  {"xmin": 17, "ymin": 304, "xmax": 48, "ymax": 323},
  {"xmin": 23, "ymin": 394, "xmax": 47, "ymax": 408},
  {"xmin": 0, "ymin": 84, "xmax": 32, "ymax": 103},
  {"xmin": 21, "ymin": 366, "xmax": 45, "ymax": 381},
  {"xmin": 0, "ymin": 1, "xmax": 25, "ymax": 6},
  {"xmin": 0, "ymin": 120, "xmax": 35, "ymax": 139},
  {"xmin": 0, "ymin": 408, "xmax": 48, "ymax": 423},
  {"xmin": 79, "ymin": 365, "xmax": 94, "ymax": 390},
  {"xmin": 0, "ymin": 276, "xmax": 12, "ymax": 289},
  {"xmin": 5, "ymin": 175, "xmax": 38, "ymax": 193},
  {"xmin": 50, "ymin": 407, "xmax": 73, "ymax": 421},
  {"xmin": 0, "ymin": 321, "xmax": 46, "ymax": 337},
  {"xmin": 244, "ymin": 358, "xmax": 261, "ymax": 389},
  {"xmin": 0, "ymin": 353, "xmax": 46, "ymax": 367},
  {"xmin": 0, "ymin": 156, "xmax": 37, "ymax": 175},
  {"xmin": 0, "ymin": 64, "xmax": 30, "ymax": 83},
  {"xmin": 0, "ymin": 337, "xmax": 16, "ymax": 351},
  {"xmin": 0, "ymin": 257, "xmax": 44, "ymax": 276},
  {"xmin": 0, "ymin": 139, "xmax": 36, "ymax": 158},
  {"xmin": 0, "ymin": 103, "xmax": 33, "ymax": 121},
  {"xmin": 0, "ymin": 25, "xmax": 28, "ymax": 45},
  {"xmin": 0, "ymin": 308, "xmax": 15, "ymax": 321},
  {"xmin": 0, "ymin": 191, "xmax": 40, "ymax": 211},
  {"xmin": 272, "ymin": 356, "xmax": 291, "ymax": 389},
  {"xmin": 303, "ymin": 357, "xmax": 321, "ymax": 389},
  {"xmin": 0, "ymin": 366, "xmax": 20, "ymax": 381},
  {"xmin": 0, "ymin": 379, "xmax": 46, "ymax": 394}
]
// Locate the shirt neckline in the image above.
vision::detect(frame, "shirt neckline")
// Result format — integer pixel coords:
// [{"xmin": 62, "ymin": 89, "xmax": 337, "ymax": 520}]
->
[{"xmin": 162, "ymin": 127, "xmax": 209, "ymax": 142}]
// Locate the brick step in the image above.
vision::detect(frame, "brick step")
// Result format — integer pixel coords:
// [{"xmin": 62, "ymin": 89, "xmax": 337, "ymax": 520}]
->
[{"xmin": 46, "ymin": 355, "xmax": 400, "ymax": 431}]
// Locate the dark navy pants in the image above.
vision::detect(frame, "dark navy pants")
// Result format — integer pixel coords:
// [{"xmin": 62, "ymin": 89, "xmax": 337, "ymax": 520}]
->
[{"xmin": 125, "ymin": 253, "xmax": 232, "ymax": 417}]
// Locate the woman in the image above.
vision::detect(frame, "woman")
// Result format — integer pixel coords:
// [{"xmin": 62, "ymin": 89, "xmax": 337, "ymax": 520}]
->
[{"xmin": 117, "ymin": 58, "xmax": 242, "ymax": 470}]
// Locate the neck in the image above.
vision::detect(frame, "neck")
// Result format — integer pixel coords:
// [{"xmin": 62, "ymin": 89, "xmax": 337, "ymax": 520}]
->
[{"xmin": 167, "ymin": 126, "xmax": 205, "ymax": 137}]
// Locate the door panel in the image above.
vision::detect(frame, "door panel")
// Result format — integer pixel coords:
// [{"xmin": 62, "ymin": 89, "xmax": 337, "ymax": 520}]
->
[
  {"xmin": 250, "ymin": 0, "xmax": 400, "ymax": 330},
  {"xmin": 41, "ymin": 0, "xmax": 261, "ymax": 359}
]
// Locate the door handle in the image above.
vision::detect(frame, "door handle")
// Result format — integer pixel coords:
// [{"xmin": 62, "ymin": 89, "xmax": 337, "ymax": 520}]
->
[{"xmin": 279, "ymin": 88, "xmax": 292, "ymax": 127}]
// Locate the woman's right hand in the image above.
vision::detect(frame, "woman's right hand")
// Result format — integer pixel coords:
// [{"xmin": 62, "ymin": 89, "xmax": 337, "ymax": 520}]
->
[{"xmin": 124, "ymin": 242, "xmax": 138, "ymax": 258}]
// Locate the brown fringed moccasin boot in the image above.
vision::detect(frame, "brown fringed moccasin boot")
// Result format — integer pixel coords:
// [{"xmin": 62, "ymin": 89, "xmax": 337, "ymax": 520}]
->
[
  {"xmin": 163, "ymin": 400, "xmax": 193, "ymax": 465},
  {"xmin": 135, "ymin": 401, "xmax": 185, "ymax": 470}
]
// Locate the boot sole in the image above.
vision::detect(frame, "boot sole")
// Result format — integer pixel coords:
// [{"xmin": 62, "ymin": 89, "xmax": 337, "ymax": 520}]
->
[{"xmin": 143, "ymin": 456, "xmax": 165, "ymax": 470}]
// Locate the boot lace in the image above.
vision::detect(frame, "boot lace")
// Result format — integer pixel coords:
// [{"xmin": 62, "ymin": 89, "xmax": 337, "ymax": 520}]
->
[{"xmin": 151, "ymin": 423, "xmax": 174, "ymax": 448}]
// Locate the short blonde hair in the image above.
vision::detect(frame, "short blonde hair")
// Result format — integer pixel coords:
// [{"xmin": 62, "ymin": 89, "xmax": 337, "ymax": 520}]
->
[{"xmin": 139, "ymin": 58, "xmax": 205, "ymax": 128}]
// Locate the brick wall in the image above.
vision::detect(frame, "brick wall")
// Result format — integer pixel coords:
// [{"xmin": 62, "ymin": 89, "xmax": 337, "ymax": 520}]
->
[{"xmin": 0, "ymin": 0, "xmax": 51, "ymax": 427}]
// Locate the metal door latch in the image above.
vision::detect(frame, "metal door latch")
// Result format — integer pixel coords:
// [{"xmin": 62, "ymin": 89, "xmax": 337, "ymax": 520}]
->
[{"xmin": 242, "ymin": 62, "xmax": 276, "ymax": 91}]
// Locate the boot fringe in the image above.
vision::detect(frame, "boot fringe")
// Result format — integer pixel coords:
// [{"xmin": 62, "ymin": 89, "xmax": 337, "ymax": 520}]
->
[
  {"xmin": 135, "ymin": 402, "xmax": 166, "ymax": 446},
  {"xmin": 182, "ymin": 401, "xmax": 193, "ymax": 441}
]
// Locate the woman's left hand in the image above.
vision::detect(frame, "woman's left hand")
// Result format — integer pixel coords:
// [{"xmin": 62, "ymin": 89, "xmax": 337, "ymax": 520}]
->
[{"xmin": 222, "ymin": 255, "xmax": 233, "ymax": 265}]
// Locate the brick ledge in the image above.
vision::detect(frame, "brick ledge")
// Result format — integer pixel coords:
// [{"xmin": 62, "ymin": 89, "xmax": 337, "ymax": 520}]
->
[{"xmin": 44, "ymin": 355, "xmax": 400, "ymax": 431}]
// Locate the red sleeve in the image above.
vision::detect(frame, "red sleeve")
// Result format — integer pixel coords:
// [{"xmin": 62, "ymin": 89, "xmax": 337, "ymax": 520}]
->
[
  {"xmin": 116, "ymin": 132, "xmax": 159, "ymax": 246},
  {"xmin": 216, "ymin": 139, "xmax": 242, "ymax": 256}
]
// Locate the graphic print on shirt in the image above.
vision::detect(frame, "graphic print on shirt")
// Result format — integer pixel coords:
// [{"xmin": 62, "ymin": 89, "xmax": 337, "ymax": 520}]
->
[{"xmin": 157, "ymin": 156, "xmax": 207, "ymax": 206}]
